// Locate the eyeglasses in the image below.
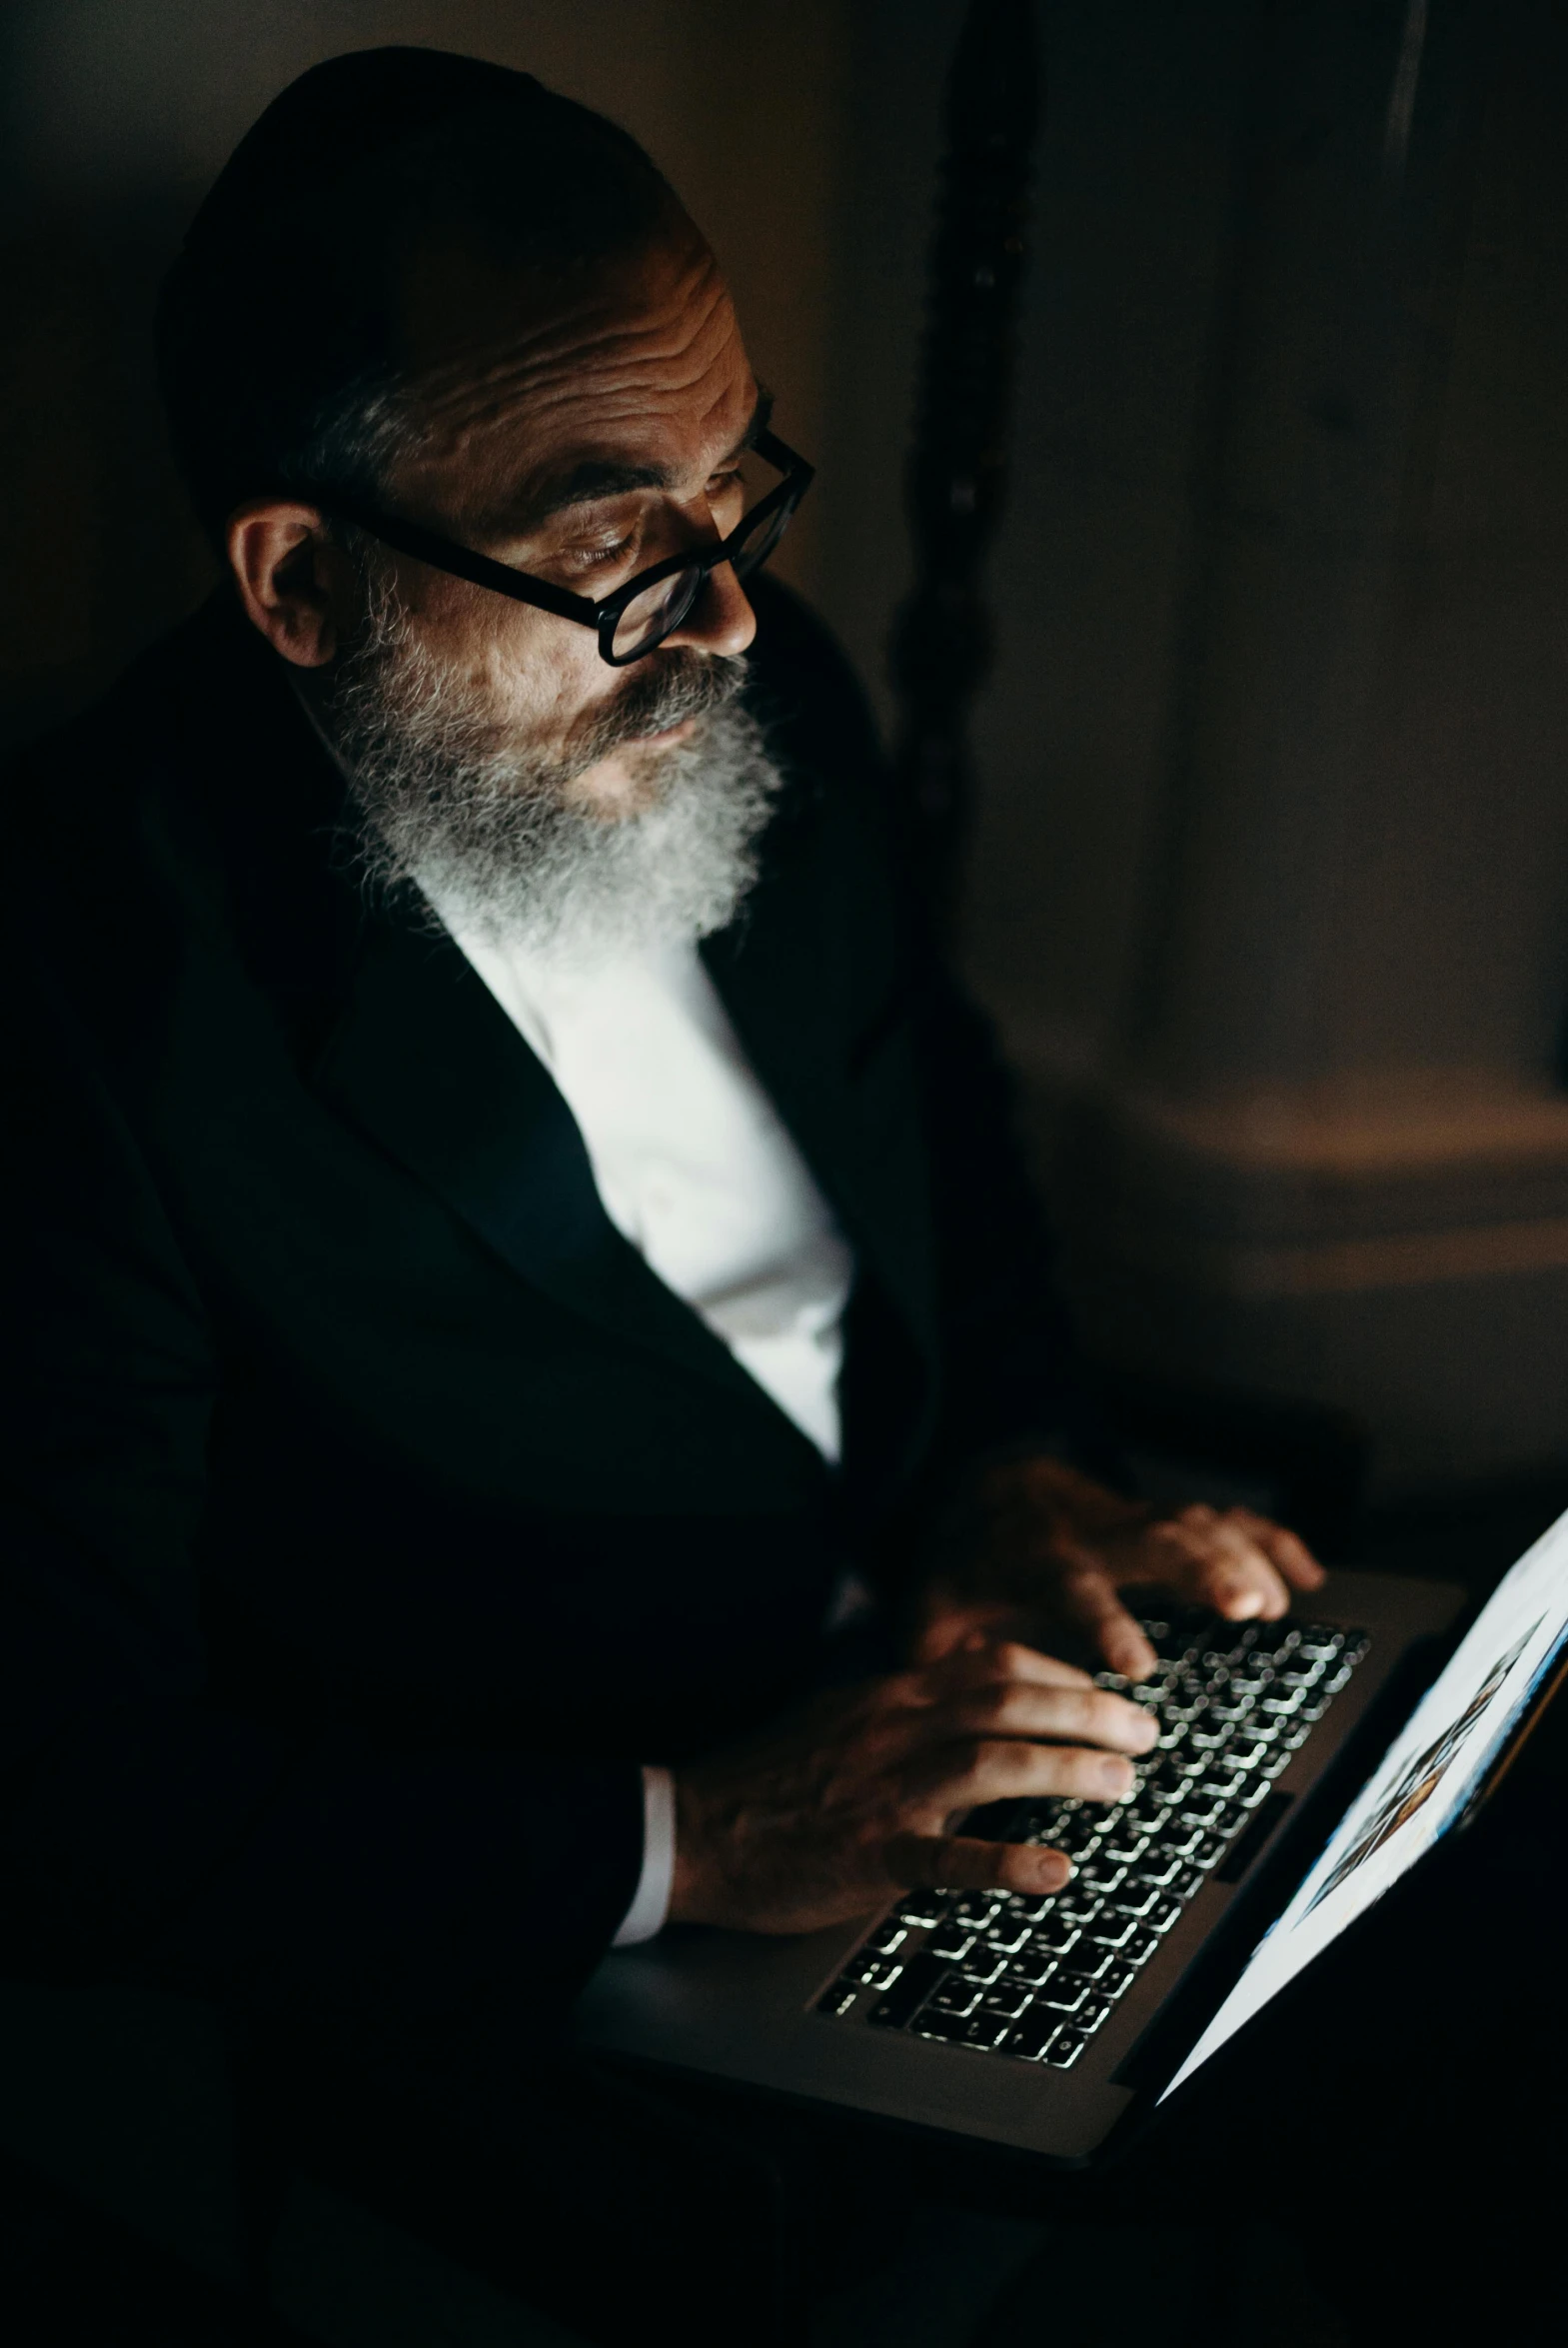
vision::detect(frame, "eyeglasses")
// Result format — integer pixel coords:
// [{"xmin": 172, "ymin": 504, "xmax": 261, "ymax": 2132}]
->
[{"xmin": 310, "ymin": 429, "xmax": 814, "ymax": 667}]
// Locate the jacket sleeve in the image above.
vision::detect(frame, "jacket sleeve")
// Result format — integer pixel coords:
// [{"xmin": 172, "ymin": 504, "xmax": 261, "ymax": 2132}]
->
[{"xmin": 1, "ymin": 939, "xmax": 642, "ymax": 2031}]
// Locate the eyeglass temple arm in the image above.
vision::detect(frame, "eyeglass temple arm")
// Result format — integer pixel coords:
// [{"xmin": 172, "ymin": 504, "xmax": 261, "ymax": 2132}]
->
[
  {"xmin": 753, "ymin": 429, "xmax": 815, "ymax": 492},
  {"xmin": 313, "ymin": 494, "xmax": 599, "ymax": 625}
]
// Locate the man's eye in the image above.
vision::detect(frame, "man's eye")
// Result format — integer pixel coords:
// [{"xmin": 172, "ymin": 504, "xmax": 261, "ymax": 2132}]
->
[{"xmin": 563, "ymin": 538, "xmax": 634, "ymax": 573}]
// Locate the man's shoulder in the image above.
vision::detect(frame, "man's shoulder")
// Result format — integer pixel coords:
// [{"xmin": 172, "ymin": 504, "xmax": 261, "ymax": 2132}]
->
[
  {"xmin": 8, "ymin": 591, "xmax": 290, "ymax": 821},
  {"xmin": 4, "ymin": 593, "xmax": 344, "ymax": 1030}
]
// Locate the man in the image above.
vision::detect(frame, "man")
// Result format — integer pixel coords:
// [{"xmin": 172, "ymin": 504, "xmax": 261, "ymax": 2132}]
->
[{"xmin": 2, "ymin": 46, "xmax": 1325, "ymax": 2338}]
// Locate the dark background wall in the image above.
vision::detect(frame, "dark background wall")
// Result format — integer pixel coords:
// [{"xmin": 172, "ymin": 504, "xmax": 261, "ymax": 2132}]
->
[{"xmin": 5, "ymin": 0, "xmax": 1568, "ymax": 1497}]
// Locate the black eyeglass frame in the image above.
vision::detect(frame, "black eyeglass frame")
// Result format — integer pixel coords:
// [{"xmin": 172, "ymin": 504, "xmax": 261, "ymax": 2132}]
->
[{"xmin": 307, "ymin": 429, "xmax": 813, "ymax": 666}]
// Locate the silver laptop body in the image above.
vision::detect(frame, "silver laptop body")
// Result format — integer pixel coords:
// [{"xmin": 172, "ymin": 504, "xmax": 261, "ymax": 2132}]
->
[{"xmin": 575, "ymin": 1567, "xmax": 1476, "ymax": 2163}]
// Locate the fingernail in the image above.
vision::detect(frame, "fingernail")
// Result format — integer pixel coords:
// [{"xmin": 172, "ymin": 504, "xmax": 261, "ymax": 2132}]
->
[
  {"xmin": 1098, "ymin": 1758, "xmax": 1134, "ymax": 1796},
  {"xmin": 1037, "ymin": 1851, "xmax": 1073, "ymax": 1887}
]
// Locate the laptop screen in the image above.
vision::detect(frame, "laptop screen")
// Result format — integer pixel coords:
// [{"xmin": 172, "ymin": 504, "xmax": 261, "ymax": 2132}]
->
[{"xmin": 1160, "ymin": 1506, "xmax": 1568, "ymax": 2100}]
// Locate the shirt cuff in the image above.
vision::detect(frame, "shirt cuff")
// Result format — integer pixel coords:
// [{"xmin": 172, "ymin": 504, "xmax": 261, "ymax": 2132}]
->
[{"xmin": 611, "ymin": 1764, "xmax": 677, "ymax": 1946}]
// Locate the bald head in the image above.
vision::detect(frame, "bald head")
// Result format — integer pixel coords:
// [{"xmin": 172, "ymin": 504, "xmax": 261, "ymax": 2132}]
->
[
  {"xmin": 386, "ymin": 207, "xmax": 755, "ymax": 543},
  {"xmin": 157, "ymin": 47, "xmax": 681, "ymax": 541}
]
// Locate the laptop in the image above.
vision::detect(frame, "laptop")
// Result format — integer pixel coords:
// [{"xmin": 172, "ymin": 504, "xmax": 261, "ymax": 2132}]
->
[{"xmin": 574, "ymin": 1516, "xmax": 1568, "ymax": 2164}]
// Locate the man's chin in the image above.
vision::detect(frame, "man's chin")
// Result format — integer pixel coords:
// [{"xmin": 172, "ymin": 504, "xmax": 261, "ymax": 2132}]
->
[{"xmin": 565, "ymin": 722, "xmax": 699, "ymax": 819}]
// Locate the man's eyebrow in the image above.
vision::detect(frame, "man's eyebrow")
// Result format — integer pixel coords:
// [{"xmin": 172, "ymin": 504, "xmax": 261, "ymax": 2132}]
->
[
  {"xmin": 524, "ymin": 457, "xmax": 672, "ymax": 525},
  {"xmin": 512, "ymin": 387, "xmax": 778, "ymax": 530}
]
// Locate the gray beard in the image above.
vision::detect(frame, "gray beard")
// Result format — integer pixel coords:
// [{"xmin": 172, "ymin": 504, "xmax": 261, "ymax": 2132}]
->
[{"xmin": 321, "ymin": 580, "xmax": 784, "ymax": 960}]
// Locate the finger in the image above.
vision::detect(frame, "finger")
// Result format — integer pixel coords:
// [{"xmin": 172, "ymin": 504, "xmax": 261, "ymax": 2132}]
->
[
  {"xmin": 916, "ymin": 1736, "xmax": 1139, "ymax": 1809},
  {"xmin": 945, "ymin": 1681, "xmax": 1158, "ymax": 1754},
  {"xmin": 1048, "ymin": 1548, "xmax": 1159, "ymax": 1679},
  {"xmin": 1146, "ymin": 1513, "xmax": 1292, "ymax": 1620},
  {"xmin": 1227, "ymin": 1509, "xmax": 1327, "ymax": 1592},
  {"xmin": 933, "ymin": 1638, "xmax": 1098, "ymax": 1694},
  {"xmin": 910, "ymin": 1598, "xmax": 1014, "ymax": 1665},
  {"xmin": 885, "ymin": 1831, "xmax": 1073, "ymax": 1898}
]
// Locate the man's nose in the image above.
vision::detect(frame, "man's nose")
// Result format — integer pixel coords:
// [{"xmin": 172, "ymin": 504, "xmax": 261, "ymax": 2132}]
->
[{"xmin": 665, "ymin": 558, "xmax": 758, "ymax": 661}]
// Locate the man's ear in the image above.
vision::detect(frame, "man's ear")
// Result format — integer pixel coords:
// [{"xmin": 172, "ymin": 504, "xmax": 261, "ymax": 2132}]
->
[{"xmin": 226, "ymin": 501, "xmax": 356, "ymax": 668}]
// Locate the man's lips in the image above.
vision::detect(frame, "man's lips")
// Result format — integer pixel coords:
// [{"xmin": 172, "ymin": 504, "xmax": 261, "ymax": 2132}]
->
[{"xmin": 632, "ymin": 713, "xmax": 700, "ymax": 748}]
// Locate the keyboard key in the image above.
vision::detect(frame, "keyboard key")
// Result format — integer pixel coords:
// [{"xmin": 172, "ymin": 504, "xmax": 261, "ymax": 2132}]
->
[
  {"xmin": 1077, "ymin": 2000, "xmax": 1114, "ymax": 2033},
  {"xmin": 958, "ymin": 1952, "xmax": 1008, "ymax": 1988},
  {"xmin": 1157, "ymin": 1825, "xmax": 1205, "ymax": 1860},
  {"xmin": 912, "ymin": 2007, "xmax": 971, "ymax": 2044},
  {"xmin": 1047, "ymin": 1811, "xmax": 1105, "ymax": 1854},
  {"xmin": 1010, "ymin": 2011, "xmax": 1063, "ymax": 2061},
  {"xmin": 1084, "ymin": 1914, "xmax": 1139, "ymax": 1951},
  {"xmin": 1062, "ymin": 1940, "xmax": 1119, "ymax": 1980},
  {"xmin": 1124, "ymin": 1931, "xmax": 1162, "ymax": 1966},
  {"xmin": 1175, "ymin": 1869, "xmax": 1207, "ymax": 1901},
  {"xmin": 865, "ymin": 1923, "xmax": 909, "ymax": 1958},
  {"xmin": 1133, "ymin": 1853, "xmax": 1184, "ymax": 1889},
  {"xmin": 984, "ymin": 1921, "xmax": 1031, "ymax": 1956},
  {"xmin": 1046, "ymin": 2032, "xmax": 1088, "ymax": 2068},
  {"xmin": 1195, "ymin": 1836, "xmax": 1229, "ymax": 1868},
  {"xmin": 818, "ymin": 1979, "xmax": 860, "ymax": 2017},
  {"xmin": 981, "ymin": 1985, "xmax": 1033, "ymax": 2021},
  {"xmin": 927, "ymin": 1980, "xmax": 982, "ymax": 2019},
  {"xmin": 927, "ymin": 1928, "xmax": 976, "ymax": 1963},
  {"xmin": 1188, "ymin": 1722, "xmax": 1232, "ymax": 1752},
  {"xmin": 866, "ymin": 1953, "xmax": 948, "ymax": 2027},
  {"xmin": 1006, "ymin": 1952, "xmax": 1057, "ymax": 1990},
  {"xmin": 1055, "ymin": 1895, "xmax": 1105, "ymax": 1927},
  {"xmin": 1039, "ymin": 1976, "xmax": 1091, "ymax": 2014},
  {"xmin": 1035, "ymin": 1919, "xmax": 1084, "ymax": 1954},
  {"xmin": 1100, "ymin": 1964, "xmax": 1137, "ymax": 1999},
  {"xmin": 951, "ymin": 1895, "xmax": 1003, "ymax": 1930},
  {"xmin": 1108, "ymin": 1883, "xmax": 1162, "ymax": 1920}
]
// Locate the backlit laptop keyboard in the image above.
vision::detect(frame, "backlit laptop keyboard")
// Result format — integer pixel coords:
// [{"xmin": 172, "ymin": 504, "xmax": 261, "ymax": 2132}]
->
[{"xmin": 816, "ymin": 1610, "xmax": 1368, "ymax": 2069}]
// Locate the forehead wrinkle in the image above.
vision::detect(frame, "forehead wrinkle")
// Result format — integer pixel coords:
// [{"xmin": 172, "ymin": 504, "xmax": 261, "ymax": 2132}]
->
[{"xmin": 408, "ymin": 255, "xmax": 737, "ymax": 457}]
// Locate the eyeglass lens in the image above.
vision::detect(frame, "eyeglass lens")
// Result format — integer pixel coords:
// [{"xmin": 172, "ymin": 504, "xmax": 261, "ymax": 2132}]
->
[
  {"xmin": 609, "ymin": 494, "xmax": 799, "ymax": 661},
  {"xmin": 731, "ymin": 499, "xmax": 793, "ymax": 582}
]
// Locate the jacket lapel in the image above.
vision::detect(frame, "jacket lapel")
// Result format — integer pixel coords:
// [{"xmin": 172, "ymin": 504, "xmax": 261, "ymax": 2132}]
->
[
  {"xmin": 314, "ymin": 903, "xmax": 781, "ymax": 1414},
  {"xmin": 211, "ymin": 586, "xmax": 921, "ymax": 1454}
]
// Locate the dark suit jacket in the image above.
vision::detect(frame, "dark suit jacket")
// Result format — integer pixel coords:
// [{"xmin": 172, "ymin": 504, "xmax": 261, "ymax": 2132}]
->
[{"xmin": 1, "ymin": 577, "xmax": 1082, "ymax": 2037}]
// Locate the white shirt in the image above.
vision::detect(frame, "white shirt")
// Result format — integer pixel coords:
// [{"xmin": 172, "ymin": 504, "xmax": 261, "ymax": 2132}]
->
[{"xmin": 436, "ymin": 914, "xmax": 855, "ymax": 1943}]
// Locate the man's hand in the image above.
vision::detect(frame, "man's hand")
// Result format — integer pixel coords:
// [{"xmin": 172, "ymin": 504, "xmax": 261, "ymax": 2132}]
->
[
  {"xmin": 916, "ymin": 1456, "xmax": 1327, "ymax": 1682},
  {"xmin": 668, "ymin": 1641, "xmax": 1157, "ymax": 1935}
]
